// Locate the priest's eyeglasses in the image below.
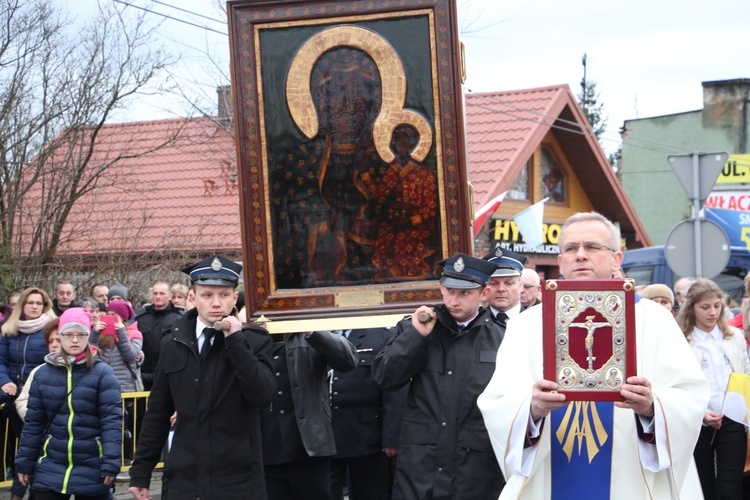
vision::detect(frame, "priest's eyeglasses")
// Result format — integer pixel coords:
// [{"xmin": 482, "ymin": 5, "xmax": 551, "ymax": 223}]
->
[{"xmin": 560, "ymin": 241, "xmax": 616, "ymax": 256}]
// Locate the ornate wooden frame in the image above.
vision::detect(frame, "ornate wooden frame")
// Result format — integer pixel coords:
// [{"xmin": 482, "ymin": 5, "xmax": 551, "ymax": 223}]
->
[
  {"xmin": 542, "ymin": 279, "xmax": 637, "ymax": 402},
  {"xmin": 228, "ymin": 0, "xmax": 471, "ymax": 321}
]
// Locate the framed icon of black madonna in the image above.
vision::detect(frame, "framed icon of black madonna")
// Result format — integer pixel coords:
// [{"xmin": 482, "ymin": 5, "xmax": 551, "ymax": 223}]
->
[{"xmin": 228, "ymin": 0, "xmax": 471, "ymax": 320}]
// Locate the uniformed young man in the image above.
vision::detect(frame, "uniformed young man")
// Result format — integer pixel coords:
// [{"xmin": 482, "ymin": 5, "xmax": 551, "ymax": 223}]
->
[
  {"xmin": 129, "ymin": 255, "xmax": 276, "ymax": 500},
  {"xmin": 372, "ymin": 253, "xmax": 506, "ymax": 499}
]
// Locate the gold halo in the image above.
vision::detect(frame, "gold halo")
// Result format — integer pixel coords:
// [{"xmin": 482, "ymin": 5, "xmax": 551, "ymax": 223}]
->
[{"xmin": 285, "ymin": 25, "xmax": 432, "ymax": 163}]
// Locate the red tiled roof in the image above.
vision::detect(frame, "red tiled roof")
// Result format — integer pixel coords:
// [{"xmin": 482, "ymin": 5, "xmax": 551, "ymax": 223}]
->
[
  {"xmin": 465, "ymin": 85, "xmax": 568, "ymax": 211},
  {"xmin": 19, "ymin": 117, "xmax": 242, "ymax": 257},
  {"xmin": 465, "ymin": 85, "xmax": 651, "ymax": 246}
]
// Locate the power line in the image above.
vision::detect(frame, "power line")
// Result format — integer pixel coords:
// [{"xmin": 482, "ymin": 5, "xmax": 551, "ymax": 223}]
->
[
  {"xmin": 466, "ymin": 95, "xmax": 750, "ymax": 181},
  {"xmin": 149, "ymin": 0, "xmax": 225, "ymax": 25},
  {"xmin": 466, "ymin": 93, "xmax": 699, "ymax": 155},
  {"xmin": 470, "ymin": 92, "xmax": 675, "ymax": 153},
  {"xmin": 112, "ymin": 0, "xmax": 227, "ymax": 36}
]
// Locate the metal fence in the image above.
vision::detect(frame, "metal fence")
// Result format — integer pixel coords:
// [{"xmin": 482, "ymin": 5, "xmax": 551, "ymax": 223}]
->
[{"xmin": 0, "ymin": 391, "xmax": 160, "ymax": 488}]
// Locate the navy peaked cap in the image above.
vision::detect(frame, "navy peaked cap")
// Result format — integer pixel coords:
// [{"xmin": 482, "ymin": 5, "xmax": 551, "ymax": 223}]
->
[
  {"xmin": 438, "ymin": 253, "xmax": 499, "ymax": 289},
  {"xmin": 482, "ymin": 244, "xmax": 527, "ymax": 277},
  {"xmin": 182, "ymin": 255, "xmax": 242, "ymax": 287}
]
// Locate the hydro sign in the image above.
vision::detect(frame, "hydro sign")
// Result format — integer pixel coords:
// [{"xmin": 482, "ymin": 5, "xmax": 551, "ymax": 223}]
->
[
  {"xmin": 704, "ymin": 191, "xmax": 750, "ymax": 249},
  {"xmin": 491, "ymin": 219, "xmax": 561, "ymax": 254}
]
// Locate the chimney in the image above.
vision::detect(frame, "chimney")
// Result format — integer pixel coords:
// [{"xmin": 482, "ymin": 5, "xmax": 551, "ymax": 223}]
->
[
  {"xmin": 217, "ymin": 85, "xmax": 233, "ymax": 123},
  {"xmin": 702, "ymin": 78, "xmax": 750, "ymax": 128}
]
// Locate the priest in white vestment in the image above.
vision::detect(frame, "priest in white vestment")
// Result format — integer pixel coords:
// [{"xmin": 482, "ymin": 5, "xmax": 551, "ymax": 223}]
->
[{"xmin": 478, "ymin": 212, "xmax": 709, "ymax": 500}]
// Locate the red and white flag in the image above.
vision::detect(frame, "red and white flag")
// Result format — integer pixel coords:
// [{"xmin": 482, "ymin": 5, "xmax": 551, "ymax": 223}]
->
[{"xmin": 473, "ymin": 192, "xmax": 507, "ymax": 237}]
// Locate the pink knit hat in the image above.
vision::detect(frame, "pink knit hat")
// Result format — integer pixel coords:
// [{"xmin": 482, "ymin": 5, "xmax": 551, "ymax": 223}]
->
[
  {"xmin": 106, "ymin": 300, "xmax": 135, "ymax": 322},
  {"xmin": 59, "ymin": 307, "xmax": 92, "ymax": 335}
]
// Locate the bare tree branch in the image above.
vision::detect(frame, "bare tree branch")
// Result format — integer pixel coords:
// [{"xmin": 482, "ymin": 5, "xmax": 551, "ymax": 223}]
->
[{"xmin": 0, "ymin": 0, "xmax": 183, "ymax": 297}]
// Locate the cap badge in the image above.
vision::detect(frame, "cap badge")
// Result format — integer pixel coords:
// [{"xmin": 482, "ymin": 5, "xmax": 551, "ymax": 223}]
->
[
  {"xmin": 454, "ymin": 256, "xmax": 465, "ymax": 272},
  {"xmin": 494, "ymin": 246, "xmax": 503, "ymax": 257},
  {"xmin": 210, "ymin": 257, "xmax": 223, "ymax": 272}
]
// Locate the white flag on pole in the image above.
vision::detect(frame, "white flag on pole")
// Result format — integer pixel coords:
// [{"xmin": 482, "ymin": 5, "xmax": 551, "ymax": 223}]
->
[{"xmin": 513, "ymin": 198, "xmax": 547, "ymax": 249}]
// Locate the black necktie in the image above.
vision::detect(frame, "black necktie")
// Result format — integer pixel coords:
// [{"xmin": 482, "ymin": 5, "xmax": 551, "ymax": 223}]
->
[
  {"xmin": 201, "ymin": 327, "xmax": 216, "ymax": 361},
  {"xmin": 496, "ymin": 312, "xmax": 509, "ymax": 327}
]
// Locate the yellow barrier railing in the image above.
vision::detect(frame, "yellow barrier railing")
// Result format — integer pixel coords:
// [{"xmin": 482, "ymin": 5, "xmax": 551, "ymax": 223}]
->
[
  {"xmin": 0, "ymin": 391, "xmax": 161, "ymax": 489},
  {"xmin": 0, "ymin": 411, "xmax": 14, "ymax": 488}
]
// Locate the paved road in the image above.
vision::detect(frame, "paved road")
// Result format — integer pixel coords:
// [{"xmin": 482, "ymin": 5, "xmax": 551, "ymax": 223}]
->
[{"xmin": 0, "ymin": 471, "xmax": 163, "ymax": 500}]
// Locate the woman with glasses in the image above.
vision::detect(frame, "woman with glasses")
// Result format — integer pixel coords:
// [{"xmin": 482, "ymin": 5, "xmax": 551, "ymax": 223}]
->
[
  {"xmin": 0, "ymin": 287, "xmax": 56, "ymax": 500},
  {"xmin": 15, "ymin": 307, "xmax": 122, "ymax": 500},
  {"xmin": 677, "ymin": 278, "xmax": 750, "ymax": 500}
]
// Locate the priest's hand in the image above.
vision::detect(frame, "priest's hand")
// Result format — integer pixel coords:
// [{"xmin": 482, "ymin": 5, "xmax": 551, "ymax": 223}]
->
[
  {"xmin": 616, "ymin": 376, "xmax": 654, "ymax": 418},
  {"xmin": 530, "ymin": 379, "xmax": 567, "ymax": 421}
]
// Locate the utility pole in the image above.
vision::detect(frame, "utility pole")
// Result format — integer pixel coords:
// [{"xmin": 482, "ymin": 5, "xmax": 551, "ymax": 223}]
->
[{"xmin": 581, "ymin": 53, "xmax": 587, "ymax": 114}]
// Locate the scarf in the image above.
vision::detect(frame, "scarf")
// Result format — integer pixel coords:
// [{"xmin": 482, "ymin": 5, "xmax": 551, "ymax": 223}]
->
[
  {"xmin": 17, "ymin": 314, "xmax": 52, "ymax": 334},
  {"xmin": 52, "ymin": 347, "xmax": 95, "ymax": 367}
]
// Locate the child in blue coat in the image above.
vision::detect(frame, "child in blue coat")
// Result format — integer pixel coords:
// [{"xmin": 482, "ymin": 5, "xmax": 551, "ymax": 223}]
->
[{"xmin": 15, "ymin": 307, "xmax": 122, "ymax": 500}]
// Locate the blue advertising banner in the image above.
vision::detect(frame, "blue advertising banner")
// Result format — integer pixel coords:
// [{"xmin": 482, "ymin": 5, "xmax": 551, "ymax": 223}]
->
[{"xmin": 705, "ymin": 207, "xmax": 750, "ymax": 250}]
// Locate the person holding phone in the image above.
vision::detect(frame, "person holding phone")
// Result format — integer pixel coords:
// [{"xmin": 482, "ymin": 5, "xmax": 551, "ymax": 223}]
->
[
  {"xmin": 91, "ymin": 300, "xmax": 144, "ymax": 464},
  {"xmin": 90, "ymin": 300, "xmax": 143, "ymax": 392}
]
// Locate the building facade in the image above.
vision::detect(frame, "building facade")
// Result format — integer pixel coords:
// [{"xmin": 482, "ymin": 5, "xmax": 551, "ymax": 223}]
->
[
  {"xmin": 466, "ymin": 85, "xmax": 650, "ymax": 280},
  {"xmin": 620, "ymin": 78, "xmax": 750, "ymax": 245}
]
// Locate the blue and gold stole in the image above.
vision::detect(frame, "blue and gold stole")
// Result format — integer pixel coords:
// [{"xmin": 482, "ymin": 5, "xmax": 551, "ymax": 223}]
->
[{"xmin": 550, "ymin": 401, "xmax": 614, "ymax": 499}]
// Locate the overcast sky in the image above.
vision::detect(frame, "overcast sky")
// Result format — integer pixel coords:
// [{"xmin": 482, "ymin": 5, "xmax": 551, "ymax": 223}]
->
[{"xmin": 72, "ymin": 0, "xmax": 750, "ymax": 155}]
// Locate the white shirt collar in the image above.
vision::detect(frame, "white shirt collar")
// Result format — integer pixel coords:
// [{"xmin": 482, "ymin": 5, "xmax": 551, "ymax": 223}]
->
[
  {"xmin": 490, "ymin": 302, "xmax": 522, "ymax": 318},
  {"xmin": 195, "ymin": 317, "xmax": 212, "ymax": 340},
  {"xmin": 692, "ymin": 324, "xmax": 722, "ymax": 342}
]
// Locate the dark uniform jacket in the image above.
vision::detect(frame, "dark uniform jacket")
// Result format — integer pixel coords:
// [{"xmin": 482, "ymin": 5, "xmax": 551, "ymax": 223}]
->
[
  {"xmin": 261, "ymin": 331, "xmax": 356, "ymax": 465},
  {"xmin": 129, "ymin": 309, "xmax": 276, "ymax": 499},
  {"xmin": 331, "ymin": 327, "xmax": 407, "ymax": 457},
  {"xmin": 134, "ymin": 303, "xmax": 184, "ymax": 389},
  {"xmin": 372, "ymin": 306, "xmax": 505, "ymax": 500}
]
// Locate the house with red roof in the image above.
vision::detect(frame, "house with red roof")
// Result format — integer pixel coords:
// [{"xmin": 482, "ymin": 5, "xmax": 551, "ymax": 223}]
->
[
  {"xmin": 465, "ymin": 85, "xmax": 650, "ymax": 278},
  {"xmin": 19, "ymin": 116, "xmax": 240, "ymax": 257},
  {"xmin": 15, "ymin": 110, "xmax": 241, "ymax": 297}
]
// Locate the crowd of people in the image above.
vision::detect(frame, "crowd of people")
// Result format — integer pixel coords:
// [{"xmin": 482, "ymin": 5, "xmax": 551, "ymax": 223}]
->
[
  {"xmin": 0, "ymin": 279, "xmax": 192, "ymax": 500},
  {"xmin": 1, "ymin": 212, "xmax": 750, "ymax": 499}
]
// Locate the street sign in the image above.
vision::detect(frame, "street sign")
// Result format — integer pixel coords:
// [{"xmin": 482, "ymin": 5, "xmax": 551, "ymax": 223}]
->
[
  {"xmin": 664, "ymin": 219, "xmax": 730, "ymax": 279},
  {"xmin": 668, "ymin": 152, "xmax": 729, "ymax": 207}
]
